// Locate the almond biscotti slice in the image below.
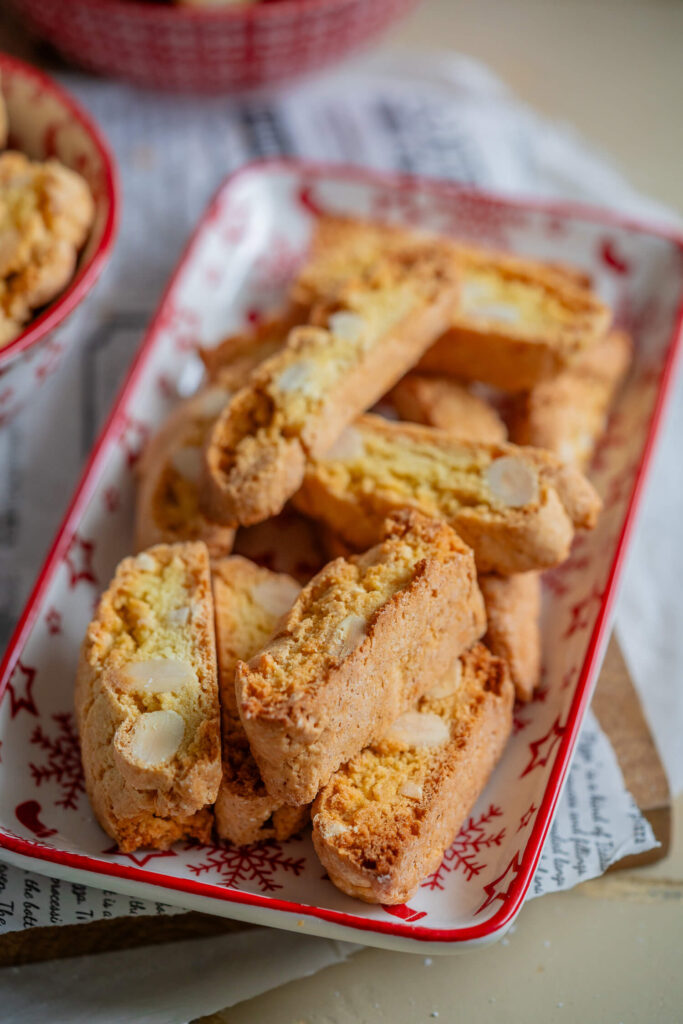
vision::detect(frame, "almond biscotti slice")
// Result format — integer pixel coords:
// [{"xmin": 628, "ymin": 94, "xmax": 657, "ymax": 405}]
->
[
  {"xmin": 0, "ymin": 151, "xmax": 94, "ymax": 347},
  {"xmin": 76, "ymin": 542, "xmax": 221, "ymax": 852},
  {"xmin": 202, "ymin": 245, "xmax": 460, "ymax": 528},
  {"xmin": 294, "ymin": 414, "xmax": 601, "ymax": 575},
  {"xmin": 312, "ymin": 643, "xmax": 514, "ymax": 904},
  {"xmin": 236, "ymin": 510, "xmax": 486, "ymax": 806},
  {"xmin": 199, "ymin": 310, "xmax": 296, "ymax": 387},
  {"xmin": 136, "ymin": 386, "xmax": 237, "ymax": 558},
  {"xmin": 508, "ymin": 329, "xmax": 633, "ymax": 467},
  {"xmin": 293, "ymin": 215, "xmax": 610, "ymax": 392},
  {"xmin": 212, "ymin": 556, "xmax": 309, "ymax": 844},
  {"xmin": 479, "ymin": 572, "xmax": 541, "ymax": 701},
  {"xmin": 387, "ymin": 373, "xmax": 507, "ymax": 443},
  {"xmin": 418, "ymin": 244, "xmax": 611, "ymax": 391}
]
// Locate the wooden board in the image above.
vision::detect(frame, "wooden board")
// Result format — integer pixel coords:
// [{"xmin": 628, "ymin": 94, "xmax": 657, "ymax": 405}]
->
[
  {"xmin": 0, "ymin": 634, "xmax": 670, "ymax": 966},
  {"xmin": 592, "ymin": 634, "xmax": 671, "ymax": 870}
]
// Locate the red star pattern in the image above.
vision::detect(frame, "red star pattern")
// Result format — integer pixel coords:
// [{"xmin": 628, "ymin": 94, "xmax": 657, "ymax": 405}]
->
[
  {"xmin": 517, "ymin": 804, "xmax": 537, "ymax": 832},
  {"xmin": 103, "ymin": 486, "xmax": 120, "ymax": 513},
  {"xmin": 103, "ymin": 845, "xmax": 178, "ymax": 867},
  {"xmin": 156, "ymin": 374, "xmax": 175, "ymax": 400},
  {"xmin": 561, "ymin": 665, "xmax": 579, "ymax": 691},
  {"xmin": 562, "ymin": 583, "xmax": 606, "ymax": 639},
  {"xmin": 512, "ymin": 685, "xmax": 549, "ymax": 734},
  {"xmin": 6, "ymin": 661, "xmax": 38, "ymax": 718},
  {"xmin": 120, "ymin": 416, "xmax": 150, "ymax": 468},
  {"xmin": 475, "ymin": 851, "xmax": 523, "ymax": 915},
  {"xmin": 45, "ymin": 608, "xmax": 62, "ymax": 635},
  {"xmin": 520, "ymin": 715, "xmax": 566, "ymax": 778},
  {"xmin": 34, "ymin": 339, "xmax": 64, "ymax": 381},
  {"xmin": 65, "ymin": 534, "xmax": 97, "ymax": 588},
  {"xmin": 603, "ymin": 459, "xmax": 640, "ymax": 511},
  {"xmin": 599, "ymin": 237, "xmax": 630, "ymax": 275}
]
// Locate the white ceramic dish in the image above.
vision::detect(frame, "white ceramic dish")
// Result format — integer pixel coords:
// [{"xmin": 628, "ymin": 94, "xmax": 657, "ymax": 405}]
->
[{"xmin": 0, "ymin": 161, "xmax": 680, "ymax": 954}]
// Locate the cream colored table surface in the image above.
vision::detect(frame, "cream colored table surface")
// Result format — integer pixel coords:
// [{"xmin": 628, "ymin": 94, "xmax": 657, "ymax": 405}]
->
[
  {"xmin": 210, "ymin": 3, "xmax": 683, "ymax": 1021},
  {"xmin": 2, "ymin": 1, "xmax": 682, "ymax": 1020}
]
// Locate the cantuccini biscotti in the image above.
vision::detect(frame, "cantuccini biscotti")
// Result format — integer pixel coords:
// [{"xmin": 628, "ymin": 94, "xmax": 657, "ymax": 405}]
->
[
  {"xmin": 76, "ymin": 542, "xmax": 221, "ymax": 852},
  {"xmin": 235, "ymin": 510, "xmax": 486, "ymax": 806},
  {"xmin": 293, "ymin": 215, "xmax": 610, "ymax": 392},
  {"xmin": 418, "ymin": 243, "xmax": 611, "ymax": 391},
  {"xmin": 294, "ymin": 414, "xmax": 601, "ymax": 575},
  {"xmin": 508, "ymin": 329, "xmax": 633, "ymax": 467},
  {"xmin": 199, "ymin": 311, "xmax": 295, "ymax": 388},
  {"xmin": 212, "ymin": 556, "xmax": 309, "ymax": 844},
  {"xmin": 233, "ymin": 507, "xmax": 328, "ymax": 584},
  {"xmin": 0, "ymin": 151, "xmax": 94, "ymax": 349},
  {"xmin": 312, "ymin": 643, "xmax": 514, "ymax": 904},
  {"xmin": 135, "ymin": 386, "xmax": 236, "ymax": 558},
  {"xmin": 479, "ymin": 572, "xmax": 542, "ymax": 701},
  {"xmin": 202, "ymin": 244, "xmax": 460, "ymax": 527},
  {"xmin": 387, "ymin": 373, "xmax": 507, "ymax": 443}
]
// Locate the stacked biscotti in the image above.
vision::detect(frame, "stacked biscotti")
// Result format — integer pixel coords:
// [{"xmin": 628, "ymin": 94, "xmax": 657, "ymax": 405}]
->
[{"xmin": 77, "ymin": 214, "xmax": 626, "ymax": 903}]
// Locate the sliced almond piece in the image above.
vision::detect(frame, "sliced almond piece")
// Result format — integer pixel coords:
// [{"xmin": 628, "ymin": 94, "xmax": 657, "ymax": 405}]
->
[
  {"xmin": 317, "ymin": 817, "xmax": 350, "ymax": 839},
  {"xmin": 400, "ymin": 779, "xmax": 424, "ymax": 800},
  {"xmin": 322, "ymin": 426, "xmax": 365, "ymax": 462},
  {"xmin": 197, "ymin": 386, "xmax": 232, "ymax": 418},
  {"xmin": 126, "ymin": 710, "xmax": 185, "ymax": 766},
  {"xmin": 328, "ymin": 310, "xmax": 365, "ymax": 343},
  {"xmin": 123, "ymin": 659, "xmax": 196, "ymax": 694},
  {"xmin": 426, "ymin": 661, "xmax": 462, "ymax": 700},
  {"xmin": 384, "ymin": 710, "xmax": 449, "ymax": 751},
  {"xmin": 167, "ymin": 606, "xmax": 190, "ymax": 628},
  {"xmin": 486, "ymin": 456, "xmax": 539, "ymax": 508},
  {"xmin": 170, "ymin": 445, "xmax": 202, "ymax": 484},
  {"xmin": 275, "ymin": 361, "xmax": 317, "ymax": 396},
  {"xmin": 331, "ymin": 613, "xmax": 366, "ymax": 661},
  {"xmin": 251, "ymin": 577, "xmax": 301, "ymax": 618},
  {"xmin": 135, "ymin": 552, "xmax": 157, "ymax": 573}
]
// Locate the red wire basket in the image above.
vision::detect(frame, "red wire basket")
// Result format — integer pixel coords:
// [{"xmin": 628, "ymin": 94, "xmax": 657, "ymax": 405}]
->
[{"xmin": 10, "ymin": 0, "xmax": 420, "ymax": 93}]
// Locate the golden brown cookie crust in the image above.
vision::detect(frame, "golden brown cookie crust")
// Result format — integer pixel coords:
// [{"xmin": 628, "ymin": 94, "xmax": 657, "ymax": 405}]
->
[
  {"xmin": 312, "ymin": 643, "xmax": 514, "ymax": 904},
  {"xmin": 135, "ymin": 387, "xmax": 237, "ymax": 558},
  {"xmin": 294, "ymin": 414, "xmax": 601, "ymax": 575},
  {"xmin": 0, "ymin": 151, "xmax": 94, "ymax": 349},
  {"xmin": 480, "ymin": 571, "xmax": 542, "ymax": 701},
  {"xmin": 202, "ymin": 243, "xmax": 460, "ymax": 528},
  {"xmin": 294, "ymin": 215, "xmax": 609, "ymax": 392},
  {"xmin": 507, "ymin": 329, "xmax": 633, "ymax": 467},
  {"xmin": 387, "ymin": 373, "xmax": 507, "ymax": 443},
  {"xmin": 212, "ymin": 555, "xmax": 308, "ymax": 845},
  {"xmin": 76, "ymin": 542, "xmax": 221, "ymax": 852},
  {"xmin": 236, "ymin": 510, "xmax": 486, "ymax": 806}
]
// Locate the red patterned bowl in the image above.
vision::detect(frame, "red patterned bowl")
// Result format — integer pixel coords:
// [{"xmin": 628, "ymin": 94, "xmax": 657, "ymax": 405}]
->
[
  {"xmin": 0, "ymin": 53, "xmax": 119, "ymax": 426},
  {"xmin": 9, "ymin": 0, "xmax": 419, "ymax": 93}
]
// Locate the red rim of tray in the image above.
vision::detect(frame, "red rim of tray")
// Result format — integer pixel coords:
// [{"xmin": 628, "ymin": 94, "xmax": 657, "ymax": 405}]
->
[
  {"xmin": 0, "ymin": 159, "xmax": 681, "ymax": 945},
  {"xmin": 0, "ymin": 52, "xmax": 120, "ymax": 370}
]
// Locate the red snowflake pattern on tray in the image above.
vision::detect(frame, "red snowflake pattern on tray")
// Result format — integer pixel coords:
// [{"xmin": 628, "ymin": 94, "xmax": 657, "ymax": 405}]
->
[
  {"xmin": 65, "ymin": 533, "xmax": 98, "ymax": 588},
  {"xmin": 421, "ymin": 806, "xmax": 505, "ymax": 890},
  {"xmin": 29, "ymin": 712, "xmax": 84, "ymax": 811},
  {"xmin": 187, "ymin": 839, "xmax": 306, "ymax": 893}
]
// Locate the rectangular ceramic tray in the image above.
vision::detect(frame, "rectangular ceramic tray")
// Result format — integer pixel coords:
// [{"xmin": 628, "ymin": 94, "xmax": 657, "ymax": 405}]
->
[{"xmin": 0, "ymin": 161, "xmax": 681, "ymax": 954}]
